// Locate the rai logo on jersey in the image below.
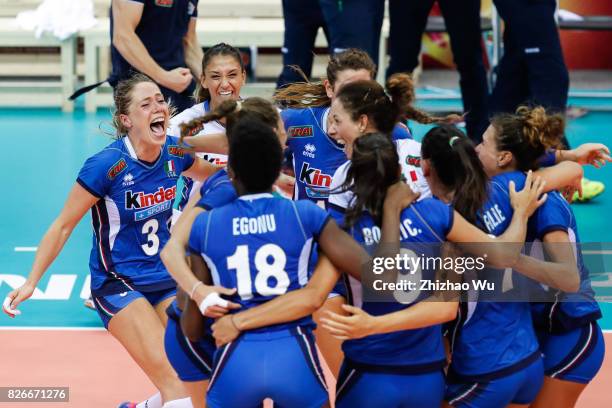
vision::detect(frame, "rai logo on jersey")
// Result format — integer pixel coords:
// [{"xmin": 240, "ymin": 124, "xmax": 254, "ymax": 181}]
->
[{"xmin": 165, "ymin": 160, "xmax": 177, "ymax": 178}]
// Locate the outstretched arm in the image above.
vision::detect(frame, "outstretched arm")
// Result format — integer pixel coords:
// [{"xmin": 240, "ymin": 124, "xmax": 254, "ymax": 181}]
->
[{"xmin": 3, "ymin": 183, "xmax": 98, "ymax": 316}]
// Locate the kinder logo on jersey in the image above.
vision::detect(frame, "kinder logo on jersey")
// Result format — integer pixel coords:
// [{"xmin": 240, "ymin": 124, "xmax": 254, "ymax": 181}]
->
[
  {"xmin": 288, "ymin": 125, "xmax": 314, "ymax": 138},
  {"xmin": 303, "ymin": 143, "xmax": 316, "ymax": 158},
  {"xmin": 126, "ymin": 186, "xmax": 176, "ymax": 221},
  {"xmin": 300, "ymin": 162, "xmax": 331, "ymax": 188},
  {"xmin": 405, "ymin": 155, "xmax": 421, "ymax": 167},
  {"xmin": 125, "ymin": 186, "xmax": 176, "ymax": 210},
  {"xmin": 155, "ymin": 0, "xmax": 174, "ymax": 7},
  {"xmin": 202, "ymin": 154, "xmax": 228, "ymax": 166},
  {"xmin": 168, "ymin": 145, "xmax": 185, "ymax": 158},
  {"xmin": 107, "ymin": 159, "xmax": 127, "ymax": 180}
]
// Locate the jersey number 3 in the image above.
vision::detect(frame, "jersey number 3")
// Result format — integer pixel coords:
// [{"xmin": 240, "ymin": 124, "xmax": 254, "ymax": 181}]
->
[
  {"xmin": 227, "ymin": 244, "xmax": 290, "ymax": 300},
  {"xmin": 141, "ymin": 219, "xmax": 160, "ymax": 256}
]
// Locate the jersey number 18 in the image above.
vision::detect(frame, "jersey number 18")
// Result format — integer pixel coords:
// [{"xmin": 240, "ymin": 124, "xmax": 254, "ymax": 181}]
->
[{"xmin": 227, "ymin": 244, "xmax": 290, "ymax": 300}]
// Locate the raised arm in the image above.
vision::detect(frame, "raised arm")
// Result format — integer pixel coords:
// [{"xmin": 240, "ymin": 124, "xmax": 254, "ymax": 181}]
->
[
  {"xmin": 3, "ymin": 184, "xmax": 98, "ymax": 316},
  {"xmin": 183, "ymin": 133, "xmax": 229, "ymax": 155},
  {"xmin": 513, "ymin": 230, "xmax": 580, "ymax": 292},
  {"xmin": 448, "ymin": 171, "xmax": 547, "ymax": 268},
  {"xmin": 112, "ymin": 0, "xmax": 192, "ymax": 93},
  {"xmin": 183, "ymin": 18, "xmax": 203, "ymax": 79}
]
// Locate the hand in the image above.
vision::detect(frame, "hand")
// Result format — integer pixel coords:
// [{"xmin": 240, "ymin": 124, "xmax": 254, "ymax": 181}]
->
[
  {"xmin": 509, "ymin": 170, "xmax": 547, "ymax": 217},
  {"xmin": 192, "ymin": 285, "xmax": 240, "ymax": 318},
  {"xmin": 161, "ymin": 67, "xmax": 193, "ymax": 93},
  {"xmin": 320, "ymin": 304, "xmax": 378, "ymax": 340},
  {"xmin": 570, "ymin": 143, "xmax": 612, "ymax": 168},
  {"xmin": 383, "ymin": 181, "xmax": 420, "ymax": 213},
  {"xmin": 212, "ymin": 315, "xmax": 241, "ymax": 346},
  {"xmin": 2, "ymin": 282, "xmax": 35, "ymax": 318},
  {"xmin": 274, "ymin": 173, "xmax": 295, "ymax": 197},
  {"xmin": 562, "ymin": 176, "xmax": 583, "ymax": 204}
]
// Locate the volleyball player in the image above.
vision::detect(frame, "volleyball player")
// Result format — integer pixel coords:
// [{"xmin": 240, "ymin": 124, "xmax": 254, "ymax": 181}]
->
[{"xmin": 3, "ymin": 74, "xmax": 219, "ymax": 408}]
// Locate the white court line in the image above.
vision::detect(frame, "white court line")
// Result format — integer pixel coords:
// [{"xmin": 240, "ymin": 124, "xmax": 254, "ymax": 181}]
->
[
  {"xmin": 14, "ymin": 247, "xmax": 38, "ymax": 252},
  {"xmin": 583, "ymin": 250, "xmax": 612, "ymax": 255},
  {"xmin": 0, "ymin": 326, "xmax": 105, "ymax": 331}
]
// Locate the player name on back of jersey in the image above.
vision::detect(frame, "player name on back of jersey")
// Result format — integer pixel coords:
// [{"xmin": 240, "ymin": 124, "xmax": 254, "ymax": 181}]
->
[{"xmin": 232, "ymin": 214, "xmax": 277, "ymax": 236}]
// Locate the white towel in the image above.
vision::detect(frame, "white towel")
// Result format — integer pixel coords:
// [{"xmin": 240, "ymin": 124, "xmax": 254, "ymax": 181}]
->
[{"xmin": 15, "ymin": 0, "xmax": 97, "ymax": 40}]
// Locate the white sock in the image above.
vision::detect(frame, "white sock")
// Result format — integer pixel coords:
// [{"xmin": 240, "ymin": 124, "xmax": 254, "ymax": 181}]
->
[
  {"xmin": 136, "ymin": 392, "xmax": 162, "ymax": 408},
  {"xmin": 162, "ymin": 397, "xmax": 193, "ymax": 408}
]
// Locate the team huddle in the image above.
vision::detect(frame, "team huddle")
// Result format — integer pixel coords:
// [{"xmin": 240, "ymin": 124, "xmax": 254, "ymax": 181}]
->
[{"xmin": 4, "ymin": 45, "xmax": 610, "ymax": 408}]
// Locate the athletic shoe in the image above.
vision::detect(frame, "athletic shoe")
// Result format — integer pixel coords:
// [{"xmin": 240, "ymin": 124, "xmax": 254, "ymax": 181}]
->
[
  {"xmin": 573, "ymin": 177, "xmax": 605, "ymax": 202},
  {"xmin": 84, "ymin": 296, "xmax": 96, "ymax": 310}
]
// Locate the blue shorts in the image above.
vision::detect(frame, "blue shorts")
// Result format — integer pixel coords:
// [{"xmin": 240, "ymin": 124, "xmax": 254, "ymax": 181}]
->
[
  {"xmin": 207, "ymin": 326, "xmax": 328, "ymax": 408},
  {"xmin": 336, "ymin": 363, "xmax": 445, "ymax": 408},
  {"xmin": 537, "ymin": 320, "xmax": 605, "ymax": 384},
  {"xmin": 92, "ymin": 287, "xmax": 176, "ymax": 329},
  {"xmin": 164, "ymin": 308, "xmax": 215, "ymax": 382},
  {"xmin": 445, "ymin": 357, "xmax": 544, "ymax": 408}
]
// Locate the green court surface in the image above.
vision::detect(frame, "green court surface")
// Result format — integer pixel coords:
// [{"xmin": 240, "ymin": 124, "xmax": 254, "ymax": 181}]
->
[{"xmin": 1, "ymin": 99, "xmax": 611, "ymax": 329}]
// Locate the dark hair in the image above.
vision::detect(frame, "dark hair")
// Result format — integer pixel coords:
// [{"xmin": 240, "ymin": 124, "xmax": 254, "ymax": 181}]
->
[
  {"xmin": 335, "ymin": 74, "xmax": 462, "ymax": 133},
  {"xmin": 178, "ymin": 97, "xmax": 279, "ymax": 143},
  {"xmin": 421, "ymin": 125, "xmax": 488, "ymax": 223},
  {"xmin": 229, "ymin": 118, "xmax": 283, "ymax": 193},
  {"xmin": 194, "ymin": 43, "xmax": 245, "ymax": 103},
  {"xmin": 491, "ymin": 106, "xmax": 564, "ymax": 171},
  {"xmin": 111, "ymin": 73, "xmax": 175, "ymax": 138},
  {"xmin": 273, "ymin": 48, "xmax": 376, "ymax": 108},
  {"xmin": 342, "ymin": 133, "xmax": 401, "ymax": 229}
]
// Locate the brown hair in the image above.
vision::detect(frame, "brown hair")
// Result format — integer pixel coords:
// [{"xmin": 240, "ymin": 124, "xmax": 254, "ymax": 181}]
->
[
  {"xmin": 491, "ymin": 106, "xmax": 565, "ymax": 171},
  {"xmin": 179, "ymin": 97, "xmax": 279, "ymax": 143},
  {"xmin": 194, "ymin": 43, "xmax": 245, "ymax": 103},
  {"xmin": 342, "ymin": 133, "xmax": 401, "ymax": 229},
  {"xmin": 335, "ymin": 74, "xmax": 461, "ymax": 134},
  {"xmin": 421, "ymin": 125, "xmax": 489, "ymax": 223},
  {"xmin": 111, "ymin": 73, "xmax": 175, "ymax": 138},
  {"xmin": 273, "ymin": 48, "xmax": 376, "ymax": 108}
]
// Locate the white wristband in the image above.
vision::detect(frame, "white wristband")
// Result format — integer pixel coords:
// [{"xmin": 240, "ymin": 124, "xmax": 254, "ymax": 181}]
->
[
  {"xmin": 3, "ymin": 297, "xmax": 21, "ymax": 316},
  {"xmin": 198, "ymin": 292, "xmax": 229, "ymax": 315}
]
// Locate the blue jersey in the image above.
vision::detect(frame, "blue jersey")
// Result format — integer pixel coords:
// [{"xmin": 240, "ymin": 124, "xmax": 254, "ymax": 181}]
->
[
  {"xmin": 196, "ymin": 168, "xmax": 237, "ymax": 210},
  {"xmin": 343, "ymin": 198, "xmax": 452, "ymax": 370},
  {"xmin": 449, "ymin": 171, "xmax": 540, "ymax": 380},
  {"xmin": 282, "ymin": 107, "xmax": 346, "ymax": 204},
  {"xmin": 282, "ymin": 107, "xmax": 412, "ymax": 205},
  {"xmin": 188, "ymin": 194, "xmax": 330, "ymax": 332},
  {"xmin": 528, "ymin": 191, "xmax": 601, "ymax": 333},
  {"xmin": 77, "ymin": 136, "xmax": 194, "ymax": 295}
]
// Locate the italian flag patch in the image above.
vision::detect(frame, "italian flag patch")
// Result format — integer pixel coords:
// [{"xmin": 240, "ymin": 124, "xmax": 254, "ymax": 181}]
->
[{"xmin": 164, "ymin": 160, "xmax": 176, "ymax": 175}]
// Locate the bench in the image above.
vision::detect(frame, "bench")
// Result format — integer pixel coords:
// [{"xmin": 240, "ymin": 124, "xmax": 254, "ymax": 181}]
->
[{"xmin": 0, "ymin": 18, "xmax": 76, "ymax": 111}]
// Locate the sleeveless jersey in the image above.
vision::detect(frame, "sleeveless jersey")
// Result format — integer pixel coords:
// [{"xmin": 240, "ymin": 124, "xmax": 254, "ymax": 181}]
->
[
  {"xmin": 77, "ymin": 136, "xmax": 194, "ymax": 295},
  {"xmin": 188, "ymin": 194, "xmax": 330, "ymax": 332}
]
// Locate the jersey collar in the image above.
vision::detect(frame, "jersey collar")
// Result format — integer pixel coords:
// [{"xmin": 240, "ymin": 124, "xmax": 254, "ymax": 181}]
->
[{"xmin": 238, "ymin": 193, "xmax": 274, "ymax": 201}]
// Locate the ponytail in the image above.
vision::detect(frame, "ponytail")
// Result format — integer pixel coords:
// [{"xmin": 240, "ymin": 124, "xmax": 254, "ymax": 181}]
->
[
  {"xmin": 274, "ymin": 48, "xmax": 377, "ymax": 108},
  {"xmin": 421, "ymin": 126, "xmax": 488, "ymax": 223},
  {"xmin": 342, "ymin": 133, "xmax": 401, "ymax": 229},
  {"xmin": 491, "ymin": 105, "xmax": 564, "ymax": 171},
  {"xmin": 179, "ymin": 97, "xmax": 279, "ymax": 144},
  {"xmin": 386, "ymin": 73, "xmax": 462, "ymax": 125}
]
